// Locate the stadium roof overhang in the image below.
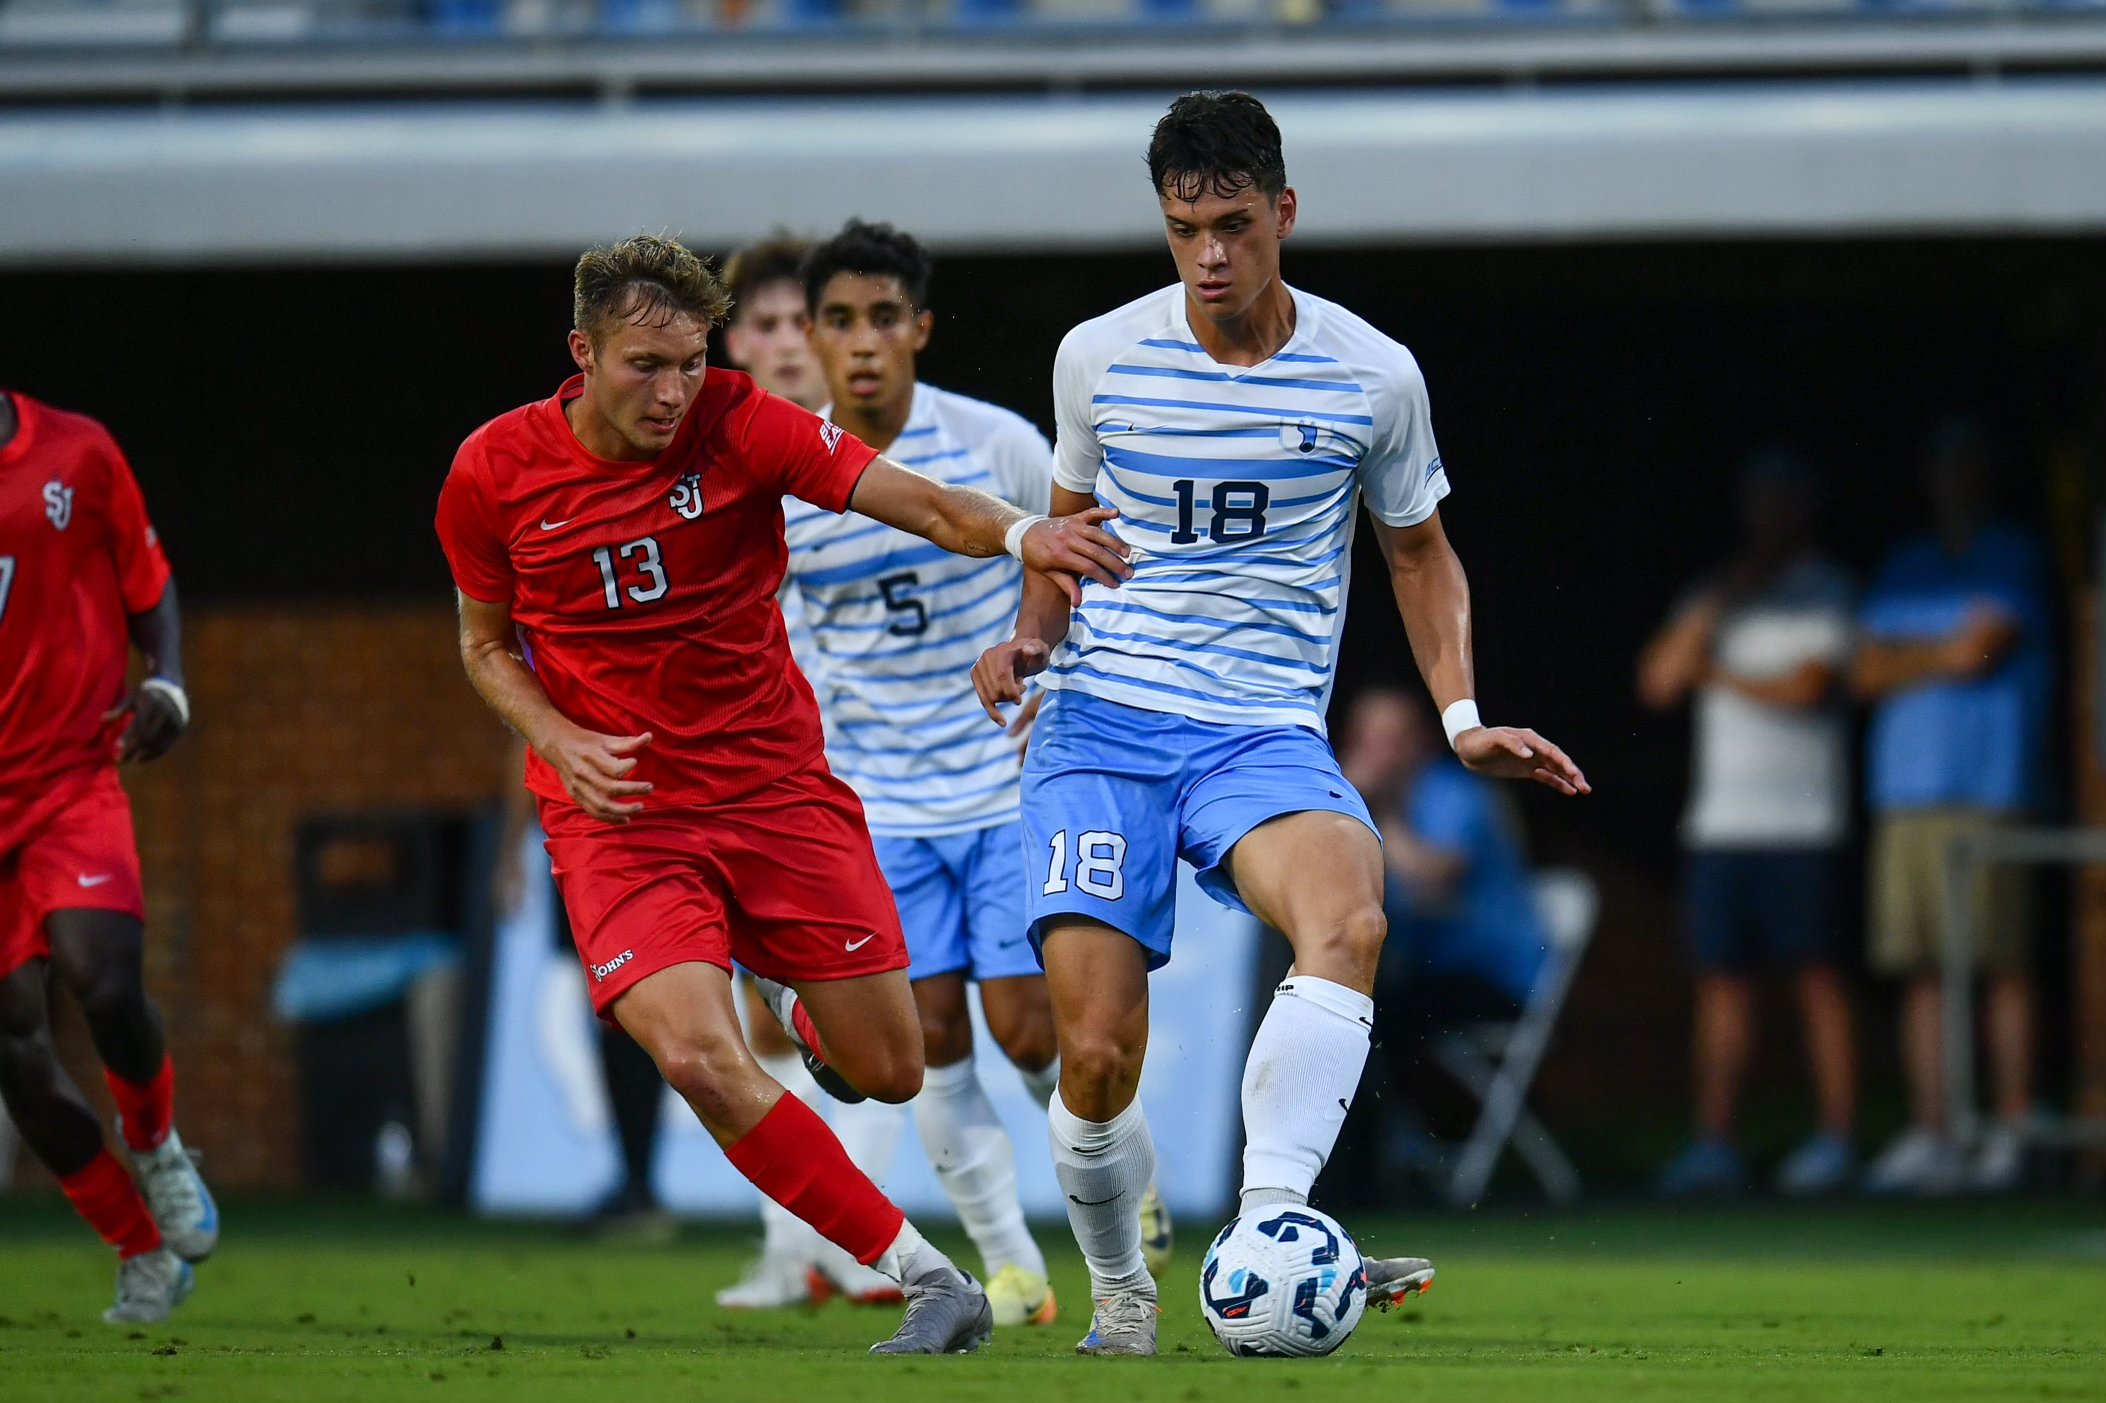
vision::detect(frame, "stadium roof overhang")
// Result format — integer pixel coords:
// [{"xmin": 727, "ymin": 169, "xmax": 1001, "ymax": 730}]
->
[{"xmin": 1, "ymin": 80, "xmax": 2103, "ymax": 265}]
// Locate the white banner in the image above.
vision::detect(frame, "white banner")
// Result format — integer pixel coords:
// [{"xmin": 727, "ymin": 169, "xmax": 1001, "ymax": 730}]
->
[{"xmin": 470, "ymin": 828, "xmax": 1261, "ymax": 1222}]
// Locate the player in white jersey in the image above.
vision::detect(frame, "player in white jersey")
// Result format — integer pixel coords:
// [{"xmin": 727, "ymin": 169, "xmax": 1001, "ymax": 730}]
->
[
  {"xmin": 777, "ymin": 220, "xmax": 1066, "ymax": 1328},
  {"xmin": 971, "ymin": 91, "xmax": 1591, "ymax": 1356},
  {"xmin": 713, "ymin": 235, "xmax": 907, "ymax": 1313}
]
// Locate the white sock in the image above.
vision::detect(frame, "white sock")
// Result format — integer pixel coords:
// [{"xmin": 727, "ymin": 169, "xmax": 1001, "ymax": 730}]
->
[
  {"xmin": 1048, "ymin": 1092, "xmax": 1157, "ymax": 1298},
  {"xmin": 754, "ymin": 1050, "xmax": 825, "ymax": 1261},
  {"xmin": 1238, "ymin": 975, "xmax": 1374, "ymax": 1215},
  {"xmin": 873, "ymin": 1217, "xmax": 957, "ymax": 1285},
  {"xmin": 914, "ymin": 1056, "xmax": 1046, "ymax": 1279},
  {"xmin": 831, "ymin": 1097, "xmax": 909, "ymax": 1187},
  {"xmin": 1016, "ymin": 1056, "xmax": 1061, "ymax": 1110}
]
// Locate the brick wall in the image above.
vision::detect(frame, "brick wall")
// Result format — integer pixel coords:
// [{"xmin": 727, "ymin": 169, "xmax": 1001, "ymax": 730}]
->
[{"xmin": 40, "ymin": 605, "xmax": 512, "ymax": 1190}]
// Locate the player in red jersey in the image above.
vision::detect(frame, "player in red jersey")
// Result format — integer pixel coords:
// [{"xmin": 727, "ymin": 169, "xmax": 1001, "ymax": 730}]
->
[
  {"xmin": 436, "ymin": 235, "xmax": 1129, "ymax": 1356},
  {"xmin": 0, "ymin": 390, "xmax": 219, "ymax": 1325}
]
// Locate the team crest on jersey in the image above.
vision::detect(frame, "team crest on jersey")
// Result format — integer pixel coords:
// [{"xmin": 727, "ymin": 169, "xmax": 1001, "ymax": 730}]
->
[
  {"xmin": 42, "ymin": 481, "xmax": 73, "ymax": 531},
  {"xmin": 1281, "ymin": 421, "xmax": 1322, "ymax": 455},
  {"xmin": 818, "ymin": 420, "xmax": 845, "ymax": 454},
  {"xmin": 668, "ymin": 472, "xmax": 704, "ymax": 521}
]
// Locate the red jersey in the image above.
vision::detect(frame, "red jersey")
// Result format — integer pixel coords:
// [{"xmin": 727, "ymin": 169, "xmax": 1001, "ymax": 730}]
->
[
  {"xmin": 436, "ymin": 370, "xmax": 878, "ymax": 811},
  {"xmin": 0, "ymin": 394, "xmax": 171, "ymax": 838}
]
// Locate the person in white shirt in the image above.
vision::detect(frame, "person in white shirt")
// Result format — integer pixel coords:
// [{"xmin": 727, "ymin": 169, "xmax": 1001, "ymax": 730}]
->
[
  {"xmin": 972, "ymin": 90, "xmax": 1588, "ymax": 1356},
  {"xmin": 1638, "ymin": 449, "xmax": 1859, "ymax": 1197}
]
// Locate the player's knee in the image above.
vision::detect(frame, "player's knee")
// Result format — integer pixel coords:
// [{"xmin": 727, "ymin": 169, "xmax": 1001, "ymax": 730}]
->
[
  {"xmin": 853, "ymin": 1046, "xmax": 924, "ymax": 1105},
  {"xmin": 0, "ymin": 1029, "xmax": 62, "ymax": 1106},
  {"xmin": 1297, "ymin": 904, "xmax": 1388, "ymax": 983},
  {"xmin": 994, "ymin": 1016, "xmax": 1057, "ymax": 1076},
  {"xmin": 653, "ymin": 1033, "xmax": 754, "ymax": 1121},
  {"xmin": 73, "ymin": 967, "xmax": 149, "ymax": 1035},
  {"xmin": 919, "ymin": 1004, "xmax": 974, "ymax": 1068},
  {"xmin": 1057, "ymin": 1028, "xmax": 1143, "ymax": 1120}
]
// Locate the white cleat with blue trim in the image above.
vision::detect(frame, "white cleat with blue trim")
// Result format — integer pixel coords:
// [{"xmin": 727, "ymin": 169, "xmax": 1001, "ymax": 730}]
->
[{"xmin": 129, "ymin": 1125, "xmax": 219, "ymax": 1263}]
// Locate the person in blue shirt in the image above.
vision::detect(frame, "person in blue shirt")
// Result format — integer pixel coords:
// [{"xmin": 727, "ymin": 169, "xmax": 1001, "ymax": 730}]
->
[
  {"xmin": 1852, "ymin": 417, "xmax": 2050, "ymax": 1196},
  {"xmin": 1337, "ymin": 687, "xmax": 1549, "ymax": 1156}
]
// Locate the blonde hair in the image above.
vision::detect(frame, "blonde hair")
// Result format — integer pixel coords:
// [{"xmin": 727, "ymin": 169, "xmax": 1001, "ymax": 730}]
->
[{"xmin": 573, "ymin": 234, "xmax": 732, "ymax": 341}]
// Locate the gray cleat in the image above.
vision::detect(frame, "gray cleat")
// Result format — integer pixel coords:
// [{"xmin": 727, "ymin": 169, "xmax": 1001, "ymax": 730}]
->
[
  {"xmin": 1076, "ymin": 1288, "xmax": 1158, "ymax": 1356},
  {"xmin": 103, "ymin": 1247, "xmax": 195, "ymax": 1326},
  {"xmin": 1364, "ymin": 1255, "xmax": 1435, "ymax": 1312},
  {"xmin": 869, "ymin": 1264, "xmax": 994, "ymax": 1355}
]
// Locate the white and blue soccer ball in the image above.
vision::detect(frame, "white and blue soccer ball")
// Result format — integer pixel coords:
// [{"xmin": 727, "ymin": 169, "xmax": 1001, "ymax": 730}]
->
[{"xmin": 1198, "ymin": 1206, "xmax": 1368, "ymax": 1358}]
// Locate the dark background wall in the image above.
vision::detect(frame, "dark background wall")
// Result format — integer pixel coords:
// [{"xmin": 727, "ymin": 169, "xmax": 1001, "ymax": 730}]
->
[{"xmin": 5, "ymin": 236, "xmax": 2099, "ymax": 1181}]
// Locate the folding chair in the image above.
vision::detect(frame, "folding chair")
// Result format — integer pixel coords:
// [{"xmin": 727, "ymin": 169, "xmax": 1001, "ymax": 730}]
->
[{"xmin": 1432, "ymin": 867, "xmax": 1598, "ymax": 1208}]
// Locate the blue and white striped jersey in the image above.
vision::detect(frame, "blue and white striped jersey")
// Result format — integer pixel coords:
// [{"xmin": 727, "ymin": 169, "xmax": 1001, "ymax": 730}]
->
[
  {"xmin": 1046, "ymin": 283, "xmax": 1449, "ymax": 731},
  {"xmin": 783, "ymin": 382, "xmax": 1052, "ymax": 836}
]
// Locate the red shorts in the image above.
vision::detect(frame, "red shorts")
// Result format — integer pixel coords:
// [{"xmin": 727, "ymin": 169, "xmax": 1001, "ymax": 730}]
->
[
  {"xmin": 0, "ymin": 767, "xmax": 146, "ymax": 979},
  {"xmin": 540, "ymin": 764, "xmax": 908, "ymax": 1016}
]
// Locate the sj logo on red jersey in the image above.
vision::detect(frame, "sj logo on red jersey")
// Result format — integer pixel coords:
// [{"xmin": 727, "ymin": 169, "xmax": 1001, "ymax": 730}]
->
[
  {"xmin": 818, "ymin": 420, "xmax": 845, "ymax": 454},
  {"xmin": 668, "ymin": 472, "xmax": 703, "ymax": 522},
  {"xmin": 43, "ymin": 481, "xmax": 73, "ymax": 531}
]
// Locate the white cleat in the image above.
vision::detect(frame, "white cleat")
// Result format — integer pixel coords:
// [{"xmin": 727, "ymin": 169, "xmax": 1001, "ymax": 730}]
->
[
  {"xmin": 1364, "ymin": 1255, "xmax": 1435, "ymax": 1312},
  {"xmin": 103, "ymin": 1247, "xmax": 195, "ymax": 1326},
  {"xmin": 1863, "ymin": 1128, "xmax": 1963, "ymax": 1197},
  {"xmin": 716, "ymin": 1250, "xmax": 821, "ymax": 1310},
  {"xmin": 813, "ymin": 1254, "xmax": 905, "ymax": 1307},
  {"xmin": 128, "ymin": 1126, "xmax": 218, "ymax": 1263}
]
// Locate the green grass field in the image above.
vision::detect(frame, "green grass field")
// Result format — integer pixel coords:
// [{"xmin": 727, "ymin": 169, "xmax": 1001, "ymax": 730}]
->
[{"xmin": 2, "ymin": 1199, "xmax": 2101, "ymax": 1401}]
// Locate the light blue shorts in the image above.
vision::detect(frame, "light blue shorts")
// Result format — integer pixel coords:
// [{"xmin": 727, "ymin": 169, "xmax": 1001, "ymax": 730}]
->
[
  {"xmin": 1019, "ymin": 690, "xmax": 1377, "ymax": 969},
  {"xmin": 872, "ymin": 819, "xmax": 1039, "ymax": 983}
]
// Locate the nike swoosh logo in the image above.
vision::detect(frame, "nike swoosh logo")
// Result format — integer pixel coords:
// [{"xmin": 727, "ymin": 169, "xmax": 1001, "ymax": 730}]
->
[
  {"xmin": 77, "ymin": 874, "xmax": 114, "ymax": 888},
  {"xmin": 1068, "ymin": 1193, "xmax": 1123, "ymax": 1207},
  {"xmin": 539, "ymin": 517, "xmax": 575, "ymax": 530},
  {"xmin": 845, "ymin": 933, "xmax": 877, "ymax": 952}
]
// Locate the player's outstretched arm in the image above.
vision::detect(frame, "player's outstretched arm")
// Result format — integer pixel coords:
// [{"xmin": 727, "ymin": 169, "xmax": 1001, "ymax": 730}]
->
[
  {"xmin": 1371, "ymin": 513, "xmax": 1590, "ymax": 797},
  {"xmin": 847, "ymin": 458, "xmax": 1131, "ymax": 602},
  {"xmin": 972, "ymin": 483, "xmax": 1097, "ymax": 725},
  {"xmin": 108, "ymin": 579, "xmax": 189, "ymax": 763},
  {"xmin": 455, "ymin": 591, "xmax": 653, "ymax": 825}
]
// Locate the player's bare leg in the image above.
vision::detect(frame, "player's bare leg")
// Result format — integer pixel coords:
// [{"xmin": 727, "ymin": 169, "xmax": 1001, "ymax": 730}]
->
[
  {"xmin": 913, "ymin": 972, "xmax": 1056, "ymax": 1326},
  {"xmin": 724, "ymin": 974, "xmax": 901, "ymax": 1310},
  {"xmin": 615, "ymin": 961, "xmax": 988, "ymax": 1355},
  {"xmin": 46, "ymin": 910, "xmax": 218, "ymax": 1264},
  {"xmin": 976, "ymin": 974, "xmax": 1058, "ymax": 1092},
  {"xmin": 0, "ymin": 959, "xmax": 192, "ymax": 1323},
  {"xmin": 719, "ymin": 975, "xmax": 829, "ymax": 1309},
  {"xmin": 1224, "ymin": 809, "xmax": 1435, "ymax": 1300},
  {"xmin": 1042, "ymin": 921, "xmax": 1159, "ymax": 1355},
  {"xmin": 753, "ymin": 968, "xmax": 923, "ymax": 1105}
]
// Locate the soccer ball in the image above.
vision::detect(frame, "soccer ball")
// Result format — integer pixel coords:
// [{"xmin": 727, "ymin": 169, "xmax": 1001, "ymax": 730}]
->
[{"xmin": 1198, "ymin": 1206, "xmax": 1367, "ymax": 1357}]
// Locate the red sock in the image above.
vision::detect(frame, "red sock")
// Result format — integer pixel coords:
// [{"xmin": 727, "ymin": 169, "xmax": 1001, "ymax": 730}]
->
[
  {"xmin": 724, "ymin": 1094, "xmax": 904, "ymax": 1266},
  {"xmin": 106, "ymin": 1055, "xmax": 175, "ymax": 1153},
  {"xmin": 789, "ymin": 1002, "xmax": 830, "ymax": 1066},
  {"xmin": 59, "ymin": 1150, "xmax": 163, "ymax": 1259}
]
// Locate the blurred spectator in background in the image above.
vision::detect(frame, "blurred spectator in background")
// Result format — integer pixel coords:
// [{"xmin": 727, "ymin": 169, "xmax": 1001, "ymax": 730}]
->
[
  {"xmin": 1338, "ymin": 688, "xmax": 1548, "ymax": 1175},
  {"xmin": 1852, "ymin": 417, "xmax": 2050, "ymax": 1196},
  {"xmin": 493, "ymin": 739, "xmax": 673, "ymax": 1240},
  {"xmin": 1638, "ymin": 449, "xmax": 1858, "ymax": 1197}
]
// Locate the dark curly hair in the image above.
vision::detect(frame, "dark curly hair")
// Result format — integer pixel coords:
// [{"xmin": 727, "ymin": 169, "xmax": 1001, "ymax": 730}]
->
[
  {"xmin": 801, "ymin": 218, "xmax": 933, "ymax": 316},
  {"xmin": 1147, "ymin": 90, "xmax": 1286, "ymax": 203}
]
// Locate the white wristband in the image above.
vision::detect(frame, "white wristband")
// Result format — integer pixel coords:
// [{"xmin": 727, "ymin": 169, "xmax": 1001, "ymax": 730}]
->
[
  {"xmin": 1003, "ymin": 513, "xmax": 1046, "ymax": 562},
  {"xmin": 139, "ymin": 677, "xmax": 190, "ymax": 727},
  {"xmin": 1440, "ymin": 699, "xmax": 1482, "ymax": 751}
]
